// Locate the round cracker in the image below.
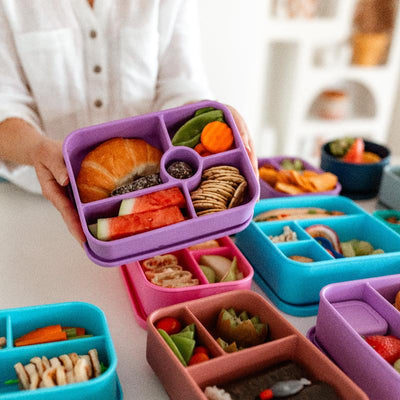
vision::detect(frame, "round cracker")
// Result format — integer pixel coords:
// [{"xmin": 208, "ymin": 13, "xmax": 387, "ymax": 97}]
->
[
  {"xmin": 203, "ymin": 165, "xmax": 239, "ymax": 175},
  {"xmin": 193, "ymin": 201, "xmax": 226, "ymax": 211},
  {"xmin": 228, "ymin": 181, "xmax": 247, "ymax": 208}
]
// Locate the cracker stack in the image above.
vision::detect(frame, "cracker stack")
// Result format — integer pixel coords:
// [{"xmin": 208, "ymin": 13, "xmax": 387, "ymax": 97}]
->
[{"xmin": 190, "ymin": 166, "xmax": 247, "ymax": 216}]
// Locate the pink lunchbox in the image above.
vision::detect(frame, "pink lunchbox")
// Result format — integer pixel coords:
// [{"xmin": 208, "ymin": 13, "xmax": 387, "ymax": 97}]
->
[{"xmin": 121, "ymin": 237, "xmax": 253, "ymax": 329}]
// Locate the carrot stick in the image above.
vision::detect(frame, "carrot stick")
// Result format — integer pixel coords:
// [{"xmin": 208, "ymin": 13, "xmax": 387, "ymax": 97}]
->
[
  {"xmin": 62, "ymin": 327, "xmax": 86, "ymax": 337},
  {"xmin": 15, "ymin": 325, "xmax": 62, "ymax": 343},
  {"xmin": 200, "ymin": 121, "xmax": 234, "ymax": 154},
  {"xmin": 15, "ymin": 331, "xmax": 67, "ymax": 347}
]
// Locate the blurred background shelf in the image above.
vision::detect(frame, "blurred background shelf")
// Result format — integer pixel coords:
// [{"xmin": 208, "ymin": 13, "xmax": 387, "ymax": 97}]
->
[{"xmin": 197, "ymin": 0, "xmax": 400, "ymax": 158}]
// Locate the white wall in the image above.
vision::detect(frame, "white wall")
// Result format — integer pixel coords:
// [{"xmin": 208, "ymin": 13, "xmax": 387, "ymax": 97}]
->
[{"xmin": 197, "ymin": 0, "xmax": 400, "ymax": 156}]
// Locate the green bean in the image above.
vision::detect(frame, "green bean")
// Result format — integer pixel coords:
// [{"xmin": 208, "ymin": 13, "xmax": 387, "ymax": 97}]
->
[
  {"xmin": 172, "ymin": 109, "xmax": 224, "ymax": 147},
  {"xmin": 194, "ymin": 106, "xmax": 215, "ymax": 116}
]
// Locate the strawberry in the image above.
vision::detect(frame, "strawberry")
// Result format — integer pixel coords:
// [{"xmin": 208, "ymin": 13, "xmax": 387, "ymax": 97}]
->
[
  {"xmin": 342, "ymin": 137, "xmax": 364, "ymax": 163},
  {"xmin": 365, "ymin": 335, "xmax": 400, "ymax": 364}
]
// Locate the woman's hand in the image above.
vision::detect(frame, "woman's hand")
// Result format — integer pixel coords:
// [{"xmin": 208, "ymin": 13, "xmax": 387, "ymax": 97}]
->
[
  {"xmin": 225, "ymin": 105, "xmax": 259, "ymax": 178},
  {"xmin": 29, "ymin": 138, "xmax": 86, "ymax": 245}
]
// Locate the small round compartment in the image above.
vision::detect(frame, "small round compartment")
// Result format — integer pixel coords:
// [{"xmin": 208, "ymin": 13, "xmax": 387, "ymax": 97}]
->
[{"xmin": 161, "ymin": 147, "xmax": 202, "ymax": 184}]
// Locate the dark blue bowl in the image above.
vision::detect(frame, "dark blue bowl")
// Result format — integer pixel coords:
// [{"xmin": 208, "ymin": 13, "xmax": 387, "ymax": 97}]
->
[{"xmin": 320, "ymin": 140, "xmax": 390, "ymax": 199}]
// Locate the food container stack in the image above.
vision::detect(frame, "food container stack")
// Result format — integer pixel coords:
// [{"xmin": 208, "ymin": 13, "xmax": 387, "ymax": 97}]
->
[{"xmin": 63, "ymin": 101, "xmax": 259, "ymax": 267}]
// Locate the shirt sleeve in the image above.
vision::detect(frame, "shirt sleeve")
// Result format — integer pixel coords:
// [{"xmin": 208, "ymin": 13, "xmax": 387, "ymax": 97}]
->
[
  {"xmin": 0, "ymin": 5, "xmax": 43, "ymax": 133},
  {"xmin": 153, "ymin": 0, "xmax": 214, "ymax": 111}
]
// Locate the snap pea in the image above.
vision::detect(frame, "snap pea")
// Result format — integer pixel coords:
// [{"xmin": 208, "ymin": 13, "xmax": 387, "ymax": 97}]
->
[
  {"xmin": 172, "ymin": 109, "xmax": 224, "ymax": 148},
  {"xmin": 194, "ymin": 106, "xmax": 215, "ymax": 116}
]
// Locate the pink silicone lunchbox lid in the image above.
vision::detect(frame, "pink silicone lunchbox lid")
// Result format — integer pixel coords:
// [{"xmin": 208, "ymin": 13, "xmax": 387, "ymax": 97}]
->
[
  {"xmin": 121, "ymin": 236, "xmax": 254, "ymax": 329},
  {"xmin": 62, "ymin": 101, "xmax": 260, "ymax": 267},
  {"xmin": 258, "ymin": 156, "xmax": 341, "ymax": 198}
]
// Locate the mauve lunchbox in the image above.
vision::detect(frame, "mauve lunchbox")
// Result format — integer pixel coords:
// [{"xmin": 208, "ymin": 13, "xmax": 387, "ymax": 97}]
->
[
  {"xmin": 308, "ymin": 275, "xmax": 400, "ymax": 400},
  {"xmin": 62, "ymin": 101, "xmax": 259, "ymax": 267},
  {"xmin": 146, "ymin": 290, "xmax": 367, "ymax": 400}
]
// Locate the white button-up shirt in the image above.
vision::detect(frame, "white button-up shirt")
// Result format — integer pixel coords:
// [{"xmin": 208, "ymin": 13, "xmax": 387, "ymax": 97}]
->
[{"xmin": 0, "ymin": 0, "xmax": 212, "ymax": 192}]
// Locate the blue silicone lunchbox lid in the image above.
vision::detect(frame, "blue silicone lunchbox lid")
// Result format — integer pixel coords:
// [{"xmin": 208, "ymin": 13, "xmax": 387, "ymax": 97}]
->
[
  {"xmin": 235, "ymin": 195, "xmax": 400, "ymax": 316},
  {"xmin": 0, "ymin": 302, "xmax": 121, "ymax": 399},
  {"xmin": 63, "ymin": 101, "xmax": 259, "ymax": 267}
]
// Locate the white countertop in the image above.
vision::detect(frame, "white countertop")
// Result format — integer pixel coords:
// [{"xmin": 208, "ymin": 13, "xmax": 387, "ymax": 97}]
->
[{"xmin": 0, "ymin": 182, "xmax": 383, "ymax": 399}]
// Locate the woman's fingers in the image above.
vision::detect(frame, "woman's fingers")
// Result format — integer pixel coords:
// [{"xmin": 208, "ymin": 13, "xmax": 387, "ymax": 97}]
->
[
  {"xmin": 225, "ymin": 105, "xmax": 259, "ymax": 178},
  {"xmin": 35, "ymin": 162, "xmax": 86, "ymax": 245},
  {"xmin": 32, "ymin": 138, "xmax": 85, "ymax": 245}
]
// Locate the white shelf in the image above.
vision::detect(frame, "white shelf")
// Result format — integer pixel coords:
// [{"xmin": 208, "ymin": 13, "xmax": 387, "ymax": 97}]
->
[
  {"xmin": 301, "ymin": 118, "xmax": 379, "ymax": 135},
  {"xmin": 265, "ymin": 19, "xmax": 345, "ymax": 41}
]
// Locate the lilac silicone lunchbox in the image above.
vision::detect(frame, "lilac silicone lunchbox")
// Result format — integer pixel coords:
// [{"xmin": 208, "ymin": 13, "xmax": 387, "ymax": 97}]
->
[
  {"xmin": 62, "ymin": 101, "xmax": 259, "ymax": 267},
  {"xmin": 258, "ymin": 156, "xmax": 341, "ymax": 199},
  {"xmin": 307, "ymin": 275, "xmax": 400, "ymax": 400},
  {"xmin": 121, "ymin": 237, "xmax": 254, "ymax": 329},
  {"xmin": 146, "ymin": 290, "xmax": 368, "ymax": 400}
]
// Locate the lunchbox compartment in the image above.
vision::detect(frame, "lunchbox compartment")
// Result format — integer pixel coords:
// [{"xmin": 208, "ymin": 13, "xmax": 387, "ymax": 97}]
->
[
  {"xmin": 139, "ymin": 249, "xmax": 208, "ymax": 286},
  {"xmin": 300, "ymin": 214, "xmax": 400, "ymax": 254},
  {"xmin": 253, "ymin": 195, "xmax": 364, "ymax": 221},
  {"xmin": 163, "ymin": 104, "xmax": 240, "ymax": 153},
  {"xmin": 194, "ymin": 334, "xmax": 366, "ymax": 400},
  {"xmin": 64, "ymin": 115, "xmax": 169, "ymax": 183},
  {"xmin": 257, "ymin": 221, "xmax": 311, "ymax": 242},
  {"xmin": 11, "ymin": 304, "xmax": 107, "ymax": 341},
  {"xmin": 278, "ymin": 241, "xmax": 334, "ymax": 263}
]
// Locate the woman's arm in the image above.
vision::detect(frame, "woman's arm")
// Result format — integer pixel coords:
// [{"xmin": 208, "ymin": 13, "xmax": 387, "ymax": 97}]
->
[{"xmin": 0, "ymin": 118, "xmax": 85, "ymax": 244}]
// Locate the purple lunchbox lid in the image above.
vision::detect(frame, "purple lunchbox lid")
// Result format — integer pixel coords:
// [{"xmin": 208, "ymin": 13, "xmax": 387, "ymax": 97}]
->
[{"xmin": 62, "ymin": 101, "xmax": 260, "ymax": 267}]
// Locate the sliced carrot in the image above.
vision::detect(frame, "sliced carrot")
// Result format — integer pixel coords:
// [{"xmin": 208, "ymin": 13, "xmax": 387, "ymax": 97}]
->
[
  {"xmin": 62, "ymin": 327, "xmax": 86, "ymax": 337},
  {"xmin": 15, "ymin": 325, "xmax": 62, "ymax": 343},
  {"xmin": 200, "ymin": 121, "xmax": 234, "ymax": 154},
  {"xmin": 15, "ymin": 331, "xmax": 67, "ymax": 347},
  {"xmin": 194, "ymin": 143, "xmax": 212, "ymax": 157}
]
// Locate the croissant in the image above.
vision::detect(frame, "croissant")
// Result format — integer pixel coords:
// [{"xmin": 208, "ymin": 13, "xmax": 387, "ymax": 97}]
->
[{"xmin": 76, "ymin": 138, "xmax": 163, "ymax": 203}]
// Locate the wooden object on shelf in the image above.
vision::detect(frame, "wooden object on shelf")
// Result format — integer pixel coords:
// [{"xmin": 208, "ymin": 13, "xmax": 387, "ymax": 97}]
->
[{"xmin": 351, "ymin": 32, "xmax": 390, "ymax": 65}]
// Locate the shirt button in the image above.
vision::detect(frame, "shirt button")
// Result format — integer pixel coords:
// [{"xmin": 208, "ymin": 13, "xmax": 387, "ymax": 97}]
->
[
  {"xmin": 94, "ymin": 99, "xmax": 103, "ymax": 108},
  {"xmin": 89, "ymin": 29, "xmax": 97, "ymax": 39},
  {"xmin": 93, "ymin": 65, "xmax": 102, "ymax": 73}
]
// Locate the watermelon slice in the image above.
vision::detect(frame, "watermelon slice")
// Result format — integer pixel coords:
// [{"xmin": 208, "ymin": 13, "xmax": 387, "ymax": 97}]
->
[
  {"xmin": 119, "ymin": 187, "xmax": 186, "ymax": 216},
  {"xmin": 97, "ymin": 206, "xmax": 184, "ymax": 241}
]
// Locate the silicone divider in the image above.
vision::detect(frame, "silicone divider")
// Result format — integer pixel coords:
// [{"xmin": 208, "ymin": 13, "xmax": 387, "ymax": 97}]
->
[
  {"xmin": 257, "ymin": 221, "xmax": 311, "ymax": 242},
  {"xmin": 0, "ymin": 316, "xmax": 10, "ymax": 349},
  {"xmin": 160, "ymin": 146, "xmax": 202, "ymax": 187},
  {"xmin": 278, "ymin": 240, "xmax": 334, "ymax": 263},
  {"xmin": 362, "ymin": 283, "xmax": 400, "ymax": 336},
  {"xmin": 156, "ymin": 115, "xmax": 174, "ymax": 151},
  {"xmin": 179, "ymin": 185, "xmax": 198, "ymax": 220},
  {"xmin": 191, "ymin": 335, "xmax": 298, "ymax": 388}
]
